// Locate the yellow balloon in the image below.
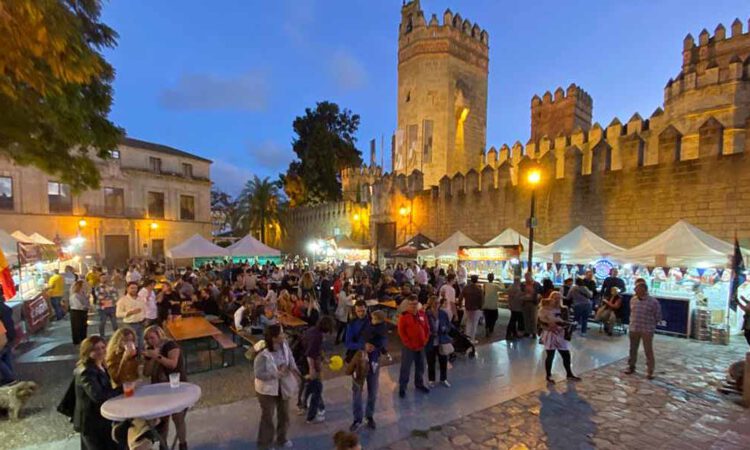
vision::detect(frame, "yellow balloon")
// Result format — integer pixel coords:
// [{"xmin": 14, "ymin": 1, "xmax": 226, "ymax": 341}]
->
[{"xmin": 328, "ymin": 355, "xmax": 344, "ymax": 371}]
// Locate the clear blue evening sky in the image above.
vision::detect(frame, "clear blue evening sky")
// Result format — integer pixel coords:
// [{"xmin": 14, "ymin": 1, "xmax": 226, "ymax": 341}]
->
[{"xmin": 101, "ymin": 0, "xmax": 748, "ymax": 196}]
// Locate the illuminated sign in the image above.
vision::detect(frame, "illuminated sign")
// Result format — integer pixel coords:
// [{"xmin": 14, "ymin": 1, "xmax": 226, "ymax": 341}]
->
[{"xmin": 458, "ymin": 246, "xmax": 520, "ymax": 261}]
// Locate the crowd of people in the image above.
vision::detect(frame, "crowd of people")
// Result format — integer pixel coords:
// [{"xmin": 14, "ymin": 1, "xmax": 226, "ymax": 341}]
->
[{"xmin": 0, "ymin": 257, "xmax": 671, "ymax": 449}]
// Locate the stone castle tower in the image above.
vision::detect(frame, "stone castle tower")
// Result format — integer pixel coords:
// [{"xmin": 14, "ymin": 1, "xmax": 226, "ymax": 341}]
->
[
  {"xmin": 395, "ymin": 0, "xmax": 489, "ymax": 188},
  {"xmin": 530, "ymin": 84, "xmax": 593, "ymax": 143}
]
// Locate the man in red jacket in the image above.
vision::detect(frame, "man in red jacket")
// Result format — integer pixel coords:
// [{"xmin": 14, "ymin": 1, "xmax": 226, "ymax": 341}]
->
[{"xmin": 397, "ymin": 295, "xmax": 430, "ymax": 398}]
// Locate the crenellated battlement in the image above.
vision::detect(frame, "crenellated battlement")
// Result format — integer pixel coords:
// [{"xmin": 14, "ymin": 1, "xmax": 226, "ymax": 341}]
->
[
  {"xmin": 400, "ymin": 2, "xmax": 489, "ymax": 46},
  {"xmin": 530, "ymin": 83, "xmax": 593, "ymax": 143},
  {"xmin": 531, "ymin": 84, "xmax": 593, "ymax": 108}
]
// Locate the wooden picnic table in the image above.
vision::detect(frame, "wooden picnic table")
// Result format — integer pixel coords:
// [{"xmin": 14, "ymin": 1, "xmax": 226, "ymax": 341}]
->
[
  {"xmin": 278, "ymin": 312, "xmax": 308, "ymax": 329},
  {"xmin": 166, "ymin": 316, "xmax": 222, "ymax": 342}
]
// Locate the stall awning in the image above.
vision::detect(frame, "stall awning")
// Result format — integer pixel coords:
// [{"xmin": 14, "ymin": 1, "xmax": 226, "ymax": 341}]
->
[
  {"xmin": 385, "ymin": 233, "xmax": 437, "ymax": 259},
  {"xmin": 167, "ymin": 234, "xmax": 229, "ymax": 259},
  {"xmin": 615, "ymin": 220, "xmax": 748, "ymax": 267},
  {"xmin": 418, "ymin": 231, "xmax": 478, "ymax": 259},
  {"xmin": 484, "ymin": 228, "xmax": 546, "ymax": 252},
  {"xmin": 536, "ymin": 225, "xmax": 624, "ymax": 264},
  {"xmin": 0, "ymin": 230, "xmax": 19, "ymax": 260},
  {"xmin": 30, "ymin": 233, "xmax": 55, "ymax": 245},
  {"xmin": 11, "ymin": 231, "xmax": 33, "ymax": 243},
  {"xmin": 228, "ymin": 235, "xmax": 281, "ymax": 257},
  {"xmin": 328, "ymin": 234, "xmax": 369, "ymax": 250}
]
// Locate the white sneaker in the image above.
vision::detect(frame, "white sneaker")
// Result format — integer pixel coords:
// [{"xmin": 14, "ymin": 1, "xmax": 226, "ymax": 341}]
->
[
  {"xmin": 427, "ymin": 381, "xmax": 436, "ymax": 388},
  {"xmin": 316, "ymin": 409, "xmax": 326, "ymax": 419},
  {"xmin": 441, "ymin": 380, "xmax": 451, "ymax": 388},
  {"xmin": 306, "ymin": 416, "xmax": 325, "ymax": 424},
  {"xmin": 279, "ymin": 440, "xmax": 293, "ymax": 448}
]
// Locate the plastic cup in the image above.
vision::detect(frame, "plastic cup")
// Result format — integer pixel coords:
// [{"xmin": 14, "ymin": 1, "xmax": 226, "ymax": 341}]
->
[
  {"xmin": 123, "ymin": 381, "xmax": 135, "ymax": 398},
  {"xmin": 169, "ymin": 372, "xmax": 180, "ymax": 388}
]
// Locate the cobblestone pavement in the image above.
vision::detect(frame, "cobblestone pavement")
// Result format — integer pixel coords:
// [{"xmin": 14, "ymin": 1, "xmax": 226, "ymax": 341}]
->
[{"xmin": 381, "ymin": 338, "xmax": 749, "ymax": 450}]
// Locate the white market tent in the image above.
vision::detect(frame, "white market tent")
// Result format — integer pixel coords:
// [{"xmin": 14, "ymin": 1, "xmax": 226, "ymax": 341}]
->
[
  {"xmin": 484, "ymin": 228, "xmax": 547, "ymax": 252},
  {"xmin": 30, "ymin": 233, "xmax": 55, "ymax": 245},
  {"xmin": 615, "ymin": 220, "xmax": 748, "ymax": 267},
  {"xmin": 11, "ymin": 231, "xmax": 33, "ymax": 243},
  {"xmin": 536, "ymin": 225, "xmax": 625, "ymax": 265},
  {"xmin": 418, "ymin": 231, "xmax": 479, "ymax": 260},
  {"xmin": 228, "ymin": 235, "xmax": 281, "ymax": 257},
  {"xmin": 167, "ymin": 234, "xmax": 229, "ymax": 259}
]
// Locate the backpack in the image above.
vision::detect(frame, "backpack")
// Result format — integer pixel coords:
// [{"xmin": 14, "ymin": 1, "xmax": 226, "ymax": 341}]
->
[{"xmin": 290, "ymin": 334, "xmax": 309, "ymax": 375}]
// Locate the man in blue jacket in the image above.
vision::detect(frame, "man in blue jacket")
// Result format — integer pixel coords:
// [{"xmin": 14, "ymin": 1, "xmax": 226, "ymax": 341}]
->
[{"xmin": 345, "ymin": 300, "xmax": 370, "ymax": 362}]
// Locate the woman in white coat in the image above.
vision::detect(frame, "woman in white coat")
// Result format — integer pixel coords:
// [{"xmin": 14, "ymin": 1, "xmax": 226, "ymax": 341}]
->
[{"xmin": 254, "ymin": 324, "xmax": 300, "ymax": 450}]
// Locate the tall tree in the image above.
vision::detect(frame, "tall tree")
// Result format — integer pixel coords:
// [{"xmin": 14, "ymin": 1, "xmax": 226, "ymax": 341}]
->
[
  {"xmin": 0, "ymin": 0, "xmax": 123, "ymax": 192},
  {"xmin": 238, "ymin": 176, "xmax": 282, "ymax": 244},
  {"xmin": 284, "ymin": 101, "xmax": 362, "ymax": 205},
  {"xmin": 210, "ymin": 188, "xmax": 240, "ymax": 235}
]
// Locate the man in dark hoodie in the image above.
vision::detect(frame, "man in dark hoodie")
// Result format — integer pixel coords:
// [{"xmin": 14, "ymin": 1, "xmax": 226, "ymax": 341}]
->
[{"xmin": 347, "ymin": 310, "xmax": 387, "ymax": 432}]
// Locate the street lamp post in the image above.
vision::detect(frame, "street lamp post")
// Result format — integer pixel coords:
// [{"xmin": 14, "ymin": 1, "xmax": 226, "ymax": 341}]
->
[{"xmin": 526, "ymin": 169, "xmax": 541, "ymax": 271}]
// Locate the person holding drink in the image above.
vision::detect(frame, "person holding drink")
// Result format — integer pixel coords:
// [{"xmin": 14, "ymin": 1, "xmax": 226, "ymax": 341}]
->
[
  {"xmin": 143, "ymin": 325, "xmax": 188, "ymax": 450},
  {"xmin": 105, "ymin": 327, "xmax": 139, "ymax": 393},
  {"xmin": 116, "ymin": 282, "xmax": 146, "ymax": 349}
]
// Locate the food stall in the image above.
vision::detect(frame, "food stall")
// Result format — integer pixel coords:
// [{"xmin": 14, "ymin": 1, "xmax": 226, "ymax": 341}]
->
[
  {"xmin": 417, "ymin": 231, "xmax": 478, "ymax": 268},
  {"xmin": 458, "ymin": 244, "xmax": 522, "ymax": 281},
  {"xmin": 478, "ymin": 228, "xmax": 548, "ymax": 282},
  {"xmin": 309, "ymin": 235, "xmax": 371, "ymax": 265},
  {"xmin": 225, "ymin": 234, "xmax": 282, "ymax": 266},
  {"xmin": 615, "ymin": 220, "xmax": 749, "ymax": 340},
  {"xmin": 534, "ymin": 225, "xmax": 625, "ymax": 285},
  {"xmin": 384, "ymin": 233, "xmax": 436, "ymax": 264}
]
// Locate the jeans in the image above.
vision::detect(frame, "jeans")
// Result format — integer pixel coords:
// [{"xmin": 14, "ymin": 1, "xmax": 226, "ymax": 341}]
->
[
  {"xmin": 464, "ymin": 309, "xmax": 482, "ymax": 341},
  {"xmin": 127, "ymin": 321, "xmax": 145, "ymax": 350},
  {"xmin": 628, "ymin": 331, "xmax": 655, "ymax": 375},
  {"xmin": 522, "ymin": 302, "xmax": 538, "ymax": 337},
  {"xmin": 0, "ymin": 346, "xmax": 15, "ymax": 385},
  {"xmin": 98, "ymin": 308, "xmax": 118, "ymax": 337},
  {"xmin": 506, "ymin": 311, "xmax": 524, "ymax": 339},
  {"xmin": 257, "ymin": 393, "xmax": 289, "ymax": 450},
  {"xmin": 398, "ymin": 348, "xmax": 426, "ymax": 391},
  {"xmin": 352, "ymin": 363, "xmax": 379, "ymax": 422},
  {"xmin": 573, "ymin": 302, "xmax": 592, "ymax": 334},
  {"xmin": 305, "ymin": 378, "xmax": 324, "ymax": 421},
  {"xmin": 50, "ymin": 296, "xmax": 64, "ymax": 320},
  {"xmin": 425, "ymin": 344, "xmax": 447, "ymax": 382}
]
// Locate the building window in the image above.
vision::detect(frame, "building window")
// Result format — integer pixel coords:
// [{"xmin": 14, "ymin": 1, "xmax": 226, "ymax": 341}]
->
[
  {"xmin": 110, "ymin": 150, "xmax": 120, "ymax": 159},
  {"xmin": 104, "ymin": 187, "xmax": 124, "ymax": 215},
  {"xmin": 149, "ymin": 157, "xmax": 162, "ymax": 173},
  {"xmin": 180, "ymin": 195, "xmax": 195, "ymax": 221},
  {"xmin": 0, "ymin": 177, "xmax": 12, "ymax": 211},
  {"xmin": 48, "ymin": 181, "xmax": 72, "ymax": 214},
  {"xmin": 182, "ymin": 163, "xmax": 193, "ymax": 178},
  {"xmin": 147, "ymin": 191, "xmax": 165, "ymax": 218}
]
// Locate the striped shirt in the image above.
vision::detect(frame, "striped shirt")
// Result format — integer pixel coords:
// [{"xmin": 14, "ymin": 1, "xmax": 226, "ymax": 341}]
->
[{"xmin": 629, "ymin": 294, "xmax": 662, "ymax": 334}]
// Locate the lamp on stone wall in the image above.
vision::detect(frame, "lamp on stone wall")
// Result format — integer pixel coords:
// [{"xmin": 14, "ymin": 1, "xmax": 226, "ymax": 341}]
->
[{"xmin": 526, "ymin": 168, "xmax": 542, "ymax": 271}]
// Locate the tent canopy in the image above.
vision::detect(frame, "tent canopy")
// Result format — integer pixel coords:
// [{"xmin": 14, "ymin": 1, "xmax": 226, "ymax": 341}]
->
[
  {"xmin": 484, "ymin": 228, "xmax": 546, "ymax": 251},
  {"xmin": 418, "ymin": 231, "xmax": 478, "ymax": 259},
  {"xmin": 385, "ymin": 233, "xmax": 437, "ymax": 259},
  {"xmin": 167, "ymin": 234, "xmax": 228, "ymax": 259},
  {"xmin": 616, "ymin": 220, "xmax": 747, "ymax": 267},
  {"xmin": 228, "ymin": 235, "xmax": 281, "ymax": 257},
  {"xmin": 11, "ymin": 231, "xmax": 32, "ymax": 243},
  {"xmin": 328, "ymin": 234, "xmax": 369, "ymax": 250},
  {"xmin": 536, "ymin": 225, "xmax": 624, "ymax": 264},
  {"xmin": 30, "ymin": 232, "xmax": 55, "ymax": 245}
]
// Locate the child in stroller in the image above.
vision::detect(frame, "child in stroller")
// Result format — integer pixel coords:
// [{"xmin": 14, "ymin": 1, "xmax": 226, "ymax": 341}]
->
[{"xmin": 448, "ymin": 327, "xmax": 476, "ymax": 361}]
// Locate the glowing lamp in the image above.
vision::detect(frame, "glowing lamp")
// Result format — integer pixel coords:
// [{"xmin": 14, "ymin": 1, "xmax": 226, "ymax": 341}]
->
[
  {"xmin": 527, "ymin": 169, "xmax": 541, "ymax": 186},
  {"xmin": 150, "ymin": 222, "xmax": 159, "ymax": 230},
  {"xmin": 399, "ymin": 206, "xmax": 409, "ymax": 217},
  {"xmin": 353, "ymin": 213, "xmax": 361, "ymax": 222},
  {"xmin": 78, "ymin": 219, "xmax": 87, "ymax": 228}
]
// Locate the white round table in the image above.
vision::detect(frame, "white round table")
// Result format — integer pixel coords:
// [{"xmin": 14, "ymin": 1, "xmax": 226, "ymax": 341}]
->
[{"xmin": 101, "ymin": 382, "xmax": 201, "ymax": 421}]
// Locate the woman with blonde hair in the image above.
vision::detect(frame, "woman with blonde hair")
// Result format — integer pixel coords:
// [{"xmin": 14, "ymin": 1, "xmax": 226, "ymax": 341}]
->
[
  {"xmin": 538, "ymin": 292, "xmax": 581, "ymax": 384},
  {"xmin": 105, "ymin": 327, "xmax": 139, "ymax": 388},
  {"xmin": 277, "ymin": 289, "xmax": 293, "ymax": 315},
  {"xmin": 69, "ymin": 280, "xmax": 90, "ymax": 345},
  {"xmin": 74, "ymin": 335, "xmax": 118, "ymax": 449},
  {"xmin": 143, "ymin": 325, "xmax": 188, "ymax": 450},
  {"xmin": 298, "ymin": 271, "xmax": 316, "ymax": 301}
]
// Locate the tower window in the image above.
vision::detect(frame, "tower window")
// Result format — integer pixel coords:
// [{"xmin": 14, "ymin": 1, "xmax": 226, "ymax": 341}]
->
[
  {"xmin": 406, "ymin": 91, "xmax": 411, "ymax": 103},
  {"xmin": 406, "ymin": 15, "xmax": 413, "ymax": 33}
]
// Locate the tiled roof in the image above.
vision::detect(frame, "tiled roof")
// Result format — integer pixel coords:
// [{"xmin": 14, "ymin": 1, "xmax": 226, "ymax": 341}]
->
[{"xmin": 120, "ymin": 137, "xmax": 212, "ymax": 163}]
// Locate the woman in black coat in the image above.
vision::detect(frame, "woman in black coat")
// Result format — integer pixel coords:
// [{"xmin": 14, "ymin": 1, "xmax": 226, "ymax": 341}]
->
[{"xmin": 74, "ymin": 335, "xmax": 119, "ymax": 450}]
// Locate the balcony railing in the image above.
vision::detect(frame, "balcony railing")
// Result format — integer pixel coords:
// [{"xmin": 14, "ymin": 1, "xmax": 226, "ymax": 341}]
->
[{"xmin": 83, "ymin": 204, "xmax": 147, "ymax": 219}]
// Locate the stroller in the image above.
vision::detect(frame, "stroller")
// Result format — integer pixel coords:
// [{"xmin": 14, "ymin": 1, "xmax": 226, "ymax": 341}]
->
[{"xmin": 448, "ymin": 327, "xmax": 476, "ymax": 361}]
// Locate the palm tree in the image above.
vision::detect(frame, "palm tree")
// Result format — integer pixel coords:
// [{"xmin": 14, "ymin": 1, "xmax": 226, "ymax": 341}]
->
[{"xmin": 238, "ymin": 176, "xmax": 281, "ymax": 244}]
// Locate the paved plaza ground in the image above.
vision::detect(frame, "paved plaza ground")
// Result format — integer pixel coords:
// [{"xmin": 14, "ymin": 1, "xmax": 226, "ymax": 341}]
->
[{"xmin": 1, "ymin": 312, "xmax": 748, "ymax": 450}]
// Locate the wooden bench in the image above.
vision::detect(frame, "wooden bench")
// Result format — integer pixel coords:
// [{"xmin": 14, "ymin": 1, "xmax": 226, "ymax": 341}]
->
[
  {"xmin": 230, "ymin": 325, "xmax": 261, "ymax": 347},
  {"xmin": 212, "ymin": 333, "xmax": 238, "ymax": 368}
]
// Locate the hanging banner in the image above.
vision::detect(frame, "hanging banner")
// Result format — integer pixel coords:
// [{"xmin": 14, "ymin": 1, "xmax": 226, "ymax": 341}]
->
[
  {"xmin": 458, "ymin": 245, "xmax": 521, "ymax": 262},
  {"xmin": 18, "ymin": 243, "xmax": 58, "ymax": 265}
]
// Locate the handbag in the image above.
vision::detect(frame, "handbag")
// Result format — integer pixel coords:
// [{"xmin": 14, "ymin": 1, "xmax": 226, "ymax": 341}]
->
[
  {"xmin": 564, "ymin": 321, "xmax": 577, "ymax": 341},
  {"xmin": 439, "ymin": 342, "xmax": 454, "ymax": 356}
]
